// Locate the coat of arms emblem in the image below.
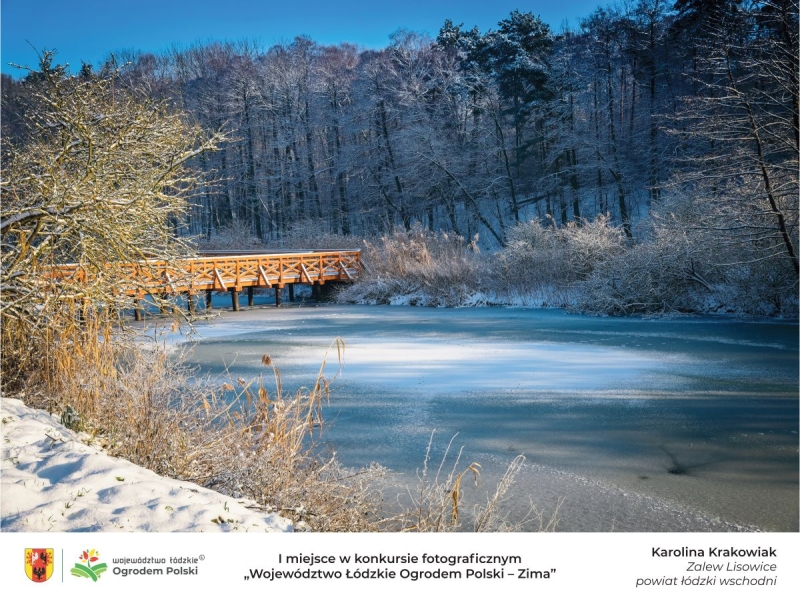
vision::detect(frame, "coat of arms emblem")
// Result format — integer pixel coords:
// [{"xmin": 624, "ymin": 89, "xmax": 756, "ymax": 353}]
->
[{"xmin": 25, "ymin": 548, "xmax": 54, "ymax": 583}]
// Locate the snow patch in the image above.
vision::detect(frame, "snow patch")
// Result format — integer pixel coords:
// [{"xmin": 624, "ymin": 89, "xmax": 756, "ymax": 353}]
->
[{"xmin": 1, "ymin": 398, "xmax": 292, "ymax": 532}]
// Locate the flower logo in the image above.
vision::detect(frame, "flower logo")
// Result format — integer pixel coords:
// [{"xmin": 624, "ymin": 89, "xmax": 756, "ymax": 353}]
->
[
  {"xmin": 80, "ymin": 549, "xmax": 99, "ymax": 564},
  {"xmin": 71, "ymin": 549, "xmax": 107, "ymax": 581}
]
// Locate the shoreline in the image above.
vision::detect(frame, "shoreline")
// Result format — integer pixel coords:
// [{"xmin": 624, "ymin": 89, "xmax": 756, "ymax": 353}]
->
[{"xmin": 1, "ymin": 397, "xmax": 293, "ymax": 533}]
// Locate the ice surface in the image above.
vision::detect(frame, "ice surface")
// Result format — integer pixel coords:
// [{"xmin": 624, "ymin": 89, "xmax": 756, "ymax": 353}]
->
[{"xmin": 162, "ymin": 304, "xmax": 798, "ymax": 531}]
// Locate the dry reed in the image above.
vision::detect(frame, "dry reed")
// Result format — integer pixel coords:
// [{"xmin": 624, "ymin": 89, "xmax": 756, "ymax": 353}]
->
[
  {"xmin": 13, "ymin": 315, "xmax": 385, "ymax": 532},
  {"xmin": 337, "ymin": 227, "xmax": 487, "ymax": 306},
  {"xmin": 382, "ymin": 431, "xmax": 559, "ymax": 532}
]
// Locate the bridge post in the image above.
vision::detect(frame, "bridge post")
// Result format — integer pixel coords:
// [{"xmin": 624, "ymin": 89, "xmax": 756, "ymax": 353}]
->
[
  {"xmin": 312, "ymin": 282, "xmax": 322, "ymax": 301},
  {"xmin": 134, "ymin": 298, "xmax": 142, "ymax": 322},
  {"xmin": 231, "ymin": 290, "xmax": 240, "ymax": 311},
  {"xmin": 187, "ymin": 293, "xmax": 196, "ymax": 315},
  {"xmin": 288, "ymin": 283, "xmax": 295, "ymax": 303},
  {"xmin": 159, "ymin": 293, "xmax": 169, "ymax": 314},
  {"xmin": 77, "ymin": 299, "xmax": 87, "ymax": 326},
  {"xmin": 247, "ymin": 286, "xmax": 255, "ymax": 307},
  {"xmin": 273, "ymin": 285, "xmax": 282, "ymax": 306},
  {"xmin": 206, "ymin": 290, "xmax": 213, "ymax": 310}
]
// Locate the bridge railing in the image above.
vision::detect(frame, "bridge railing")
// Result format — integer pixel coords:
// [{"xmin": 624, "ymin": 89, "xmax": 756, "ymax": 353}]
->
[{"xmin": 48, "ymin": 250, "xmax": 362, "ymax": 297}]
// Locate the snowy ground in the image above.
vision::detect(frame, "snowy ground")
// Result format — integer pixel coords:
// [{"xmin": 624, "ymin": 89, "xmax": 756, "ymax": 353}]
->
[{"xmin": 1, "ymin": 397, "xmax": 292, "ymax": 533}]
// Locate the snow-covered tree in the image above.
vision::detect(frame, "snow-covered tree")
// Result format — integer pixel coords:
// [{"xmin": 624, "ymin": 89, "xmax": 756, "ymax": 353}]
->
[{"xmin": 1, "ymin": 51, "xmax": 226, "ymax": 386}]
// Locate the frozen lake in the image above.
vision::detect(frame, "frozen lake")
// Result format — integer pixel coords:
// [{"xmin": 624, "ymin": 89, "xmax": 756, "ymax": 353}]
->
[{"xmin": 172, "ymin": 302, "xmax": 798, "ymax": 532}]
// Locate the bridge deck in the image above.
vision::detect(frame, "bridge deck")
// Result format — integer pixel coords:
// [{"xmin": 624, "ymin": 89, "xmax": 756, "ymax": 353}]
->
[{"xmin": 51, "ymin": 250, "xmax": 362, "ymax": 297}]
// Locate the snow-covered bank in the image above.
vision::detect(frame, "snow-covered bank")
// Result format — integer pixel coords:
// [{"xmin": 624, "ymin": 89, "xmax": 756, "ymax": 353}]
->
[
  {"xmin": 336, "ymin": 226, "xmax": 798, "ymax": 317},
  {"xmin": 1, "ymin": 397, "xmax": 292, "ymax": 532}
]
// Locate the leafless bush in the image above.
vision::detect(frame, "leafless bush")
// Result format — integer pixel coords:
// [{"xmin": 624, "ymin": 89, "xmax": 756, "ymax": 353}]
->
[
  {"xmin": 578, "ymin": 237, "xmax": 707, "ymax": 315},
  {"xmin": 653, "ymin": 191, "xmax": 798, "ymax": 316},
  {"xmin": 497, "ymin": 215, "xmax": 626, "ymax": 291},
  {"xmin": 339, "ymin": 207, "xmax": 796, "ymax": 316},
  {"xmin": 338, "ymin": 227, "xmax": 488, "ymax": 306},
  {"xmin": 578, "ymin": 193, "xmax": 798, "ymax": 316}
]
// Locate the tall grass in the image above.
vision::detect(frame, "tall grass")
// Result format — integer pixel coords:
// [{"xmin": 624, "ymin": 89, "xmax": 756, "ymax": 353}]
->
[
  {"xmin": 17, "ymin": 317, "xmax": 385, "ymax": 532},
  {"xmin": 383, "ymin": 431, "xmax": 561, "ymax": 533},
  {"xmin": 337, "ymin": 227, "xmax": 487, "ymax": 306}
]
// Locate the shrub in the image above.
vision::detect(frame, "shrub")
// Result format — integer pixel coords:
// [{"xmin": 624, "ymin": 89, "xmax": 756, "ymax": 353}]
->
[
  {"xmin": 338, "ymin": 227, "xmax": 488, "ymax": 307},
  {"xmin": 497, "ymin": 215, "xmax": 626, "ymax": 291},
  {"xmin": 1, "ymin": 52, "xmax": 225, "ymax": 391},
  {"xmin": 578, "ymin": 193, "xmax": 799, "ymax": 316}
]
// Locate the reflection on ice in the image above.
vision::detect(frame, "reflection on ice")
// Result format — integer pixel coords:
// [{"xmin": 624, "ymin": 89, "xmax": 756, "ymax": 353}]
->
[{"xmin": 340, "ymin": 338, "xmax": 667, "ymax": 392}]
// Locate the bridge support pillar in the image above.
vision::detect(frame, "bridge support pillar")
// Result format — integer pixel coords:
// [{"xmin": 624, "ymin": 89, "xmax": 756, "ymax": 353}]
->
[
  {"xmin": 288, "ymin": 283, "xmax": 295, "ymax": 303},
  {"xmin": 187, "ymin": 293, "xmax": 196, "ymax": 315},
  {"xmin": 159, "ymin": 293, "xmax": 169, "ymax": 314},
  {"xmin": 206, "ymin": 290, "xmax": 213, "ymax": 310},
  {"xmin": 312, "ymin": 282, "xmax": 322, "ymax": 301},
  {"xmin": 77, "ymin": 300, "xmax": 88, "ymax": 326},
  {"xmin": 273, "ymin": 285, "xmax": 282, "ymax": 307},
  {"xmin": 247, "ymin": 286, "xmax": 255, "ymax": 307},
  {"xmin": 231, "ymin": 290, "xmax": 240, "ymax": 311},
  {"xmin": 134, "ymin": 299, "xmax": 142, "ymax": 322}
]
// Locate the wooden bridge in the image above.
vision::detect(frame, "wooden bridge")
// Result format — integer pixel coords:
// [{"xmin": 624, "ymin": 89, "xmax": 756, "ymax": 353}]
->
[{"xmin": 51, "ymin": 250, "xmax": 362, "ymax": 320}]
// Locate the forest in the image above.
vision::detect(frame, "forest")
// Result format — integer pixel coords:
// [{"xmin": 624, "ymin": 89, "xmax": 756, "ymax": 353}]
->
[{"xmin": 2, "ymin": 0, "xmax": 798, "ymax": 316}]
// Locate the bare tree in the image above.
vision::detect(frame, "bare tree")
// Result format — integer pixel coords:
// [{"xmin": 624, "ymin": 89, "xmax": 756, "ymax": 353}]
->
[
  {"xmin": 1, "ymin": 51, "xmax": 226, "ymax": 385},
  {"xmin": 668, "ymin": 1, "xmax": 799, "ymax": 275}
]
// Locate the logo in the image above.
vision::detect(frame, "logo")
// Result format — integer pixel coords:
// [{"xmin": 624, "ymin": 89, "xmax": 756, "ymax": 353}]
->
[
  {"xmin": 71, "ymin": 549, "xmax": 108, "ymax": 582},
  {"xmin": 25, "ymin": 548, "xmax": 54, "ymax": 583}
]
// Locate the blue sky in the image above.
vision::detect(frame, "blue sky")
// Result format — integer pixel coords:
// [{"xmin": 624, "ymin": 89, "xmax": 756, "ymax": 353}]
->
[{"xmin": 1, "ymin": 0, "xmax": 607, "ymax": 77}]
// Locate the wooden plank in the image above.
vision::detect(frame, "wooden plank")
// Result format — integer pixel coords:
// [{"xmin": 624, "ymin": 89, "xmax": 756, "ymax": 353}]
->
[
  {"xmin": 258, "ymin": 265, "xmax": 272, "ymax": 287},
  {"xmin": 213, "ymin": 268, "xmax": 228, "ymax": 291},
  {"xmin": 339, "ymin": 261, "xmax": 353, "ymax": 281}
]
